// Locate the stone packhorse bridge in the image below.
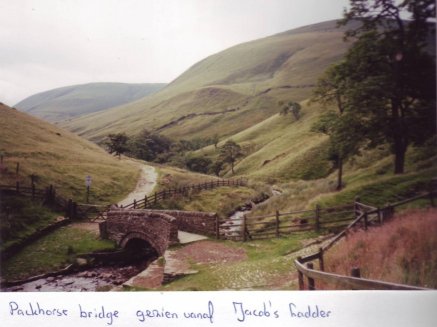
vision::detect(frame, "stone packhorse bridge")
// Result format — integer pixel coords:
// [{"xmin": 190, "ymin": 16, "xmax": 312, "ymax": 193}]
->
[{"xmin": 99, "ymin": 208, "xmax": 218, "ymax": 256}]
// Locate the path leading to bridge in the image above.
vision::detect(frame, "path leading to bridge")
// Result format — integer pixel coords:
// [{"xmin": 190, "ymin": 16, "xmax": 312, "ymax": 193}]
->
[
  {"xmin": 116, "ymin": 159, "xmax": 207, "ymax": 244},
  {"xmin": 118, "ymin": 162, "xmax": 158, "ymax": 207}
]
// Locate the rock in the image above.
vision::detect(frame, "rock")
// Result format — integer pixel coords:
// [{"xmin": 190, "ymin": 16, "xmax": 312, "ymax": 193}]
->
[
  {"xmin": 76, "ymin": 258, "xmax": 88, "ymax": 266},
  {"xmin": 46, "ymin": 277, "xmax": 56, "ymax": 282},
  {"xmin": 35, "ymin": 285, "xmax": 42, "ymax": 290}
]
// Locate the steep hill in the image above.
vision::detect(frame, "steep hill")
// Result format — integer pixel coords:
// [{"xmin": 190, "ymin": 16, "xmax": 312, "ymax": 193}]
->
[
  {"xmin": 61, "ymin": 20, "xmax": 354, "ymax": 142},
  {"xmin": 15, "ymin": 82, "xmax": 166, "ymax": 122},
  {"xmin": 0, "ymin": 104, "xmax": 139, "ymax": 203}
]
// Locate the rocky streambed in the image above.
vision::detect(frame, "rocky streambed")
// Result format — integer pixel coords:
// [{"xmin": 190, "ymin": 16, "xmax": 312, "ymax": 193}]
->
[{"xmin": 3, "ymin": 262, "xmax": 147, "ymax": 292}]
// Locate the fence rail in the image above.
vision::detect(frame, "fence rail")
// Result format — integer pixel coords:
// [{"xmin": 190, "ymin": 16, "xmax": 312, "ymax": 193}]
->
[
  {"xmin": 121, "ymin": 178, "xmax": 247, "ymax": 210},
  {"xmin": 219, "ymin": 204, "xmax": 355, "ymax": 241},
  {"xmin": 0, "ymin": 183, "xmax": 97, "ymax": 220},
  {"xmin": 294, "ymin": 191, "xmax": 435, "ymax": 291}
]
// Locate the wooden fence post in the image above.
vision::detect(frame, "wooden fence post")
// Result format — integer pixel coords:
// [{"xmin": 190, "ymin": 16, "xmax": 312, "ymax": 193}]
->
[
  {"xmin": 297, "ymin": 256, "xmax": 304, "ymax": 290},
  {"xmin": 243, "ymin": 215, "xmax": 247, "ymax": 242},
  {"xmin": 133, "ymin": 199, "xmax": 137, "ymax": 209},
  {"xmin": 275, "ymin": 210, "xmax": 280, "ymax": 238},
  {"xmin": 306, "ymin": 262, "xmax": 315, "ymax": 290},
  {"xmin": 315, "ymin": 204, "xmax": 321, "ymax": 232},
  {"xmin": 363, "ymin": 212, "xmax": 368, "ymax": 231},
  {"xmin": 16, "ymin": 181, "xmax": 20, "ymax": 194},
  {"xmin": 318, "ymin": 248, "xmax": 325, "ymax": 272},
  {"xmin": 377, "ymin": 207, "xmax": 382, "ymax": 225},
  {"xmin": 144, "ymin": 195, "xmax": 148, "ymax": 208},
  {"xmin": 31, "ymin": 183, "xmax": 35, "ymax": 200},
  {"xmin": 351, "ymin": 267, "xmax": 361, "ymax": 278},
  {"xmin": 354, "ymin": 196, "xmax": 360, "ymax": 219}
]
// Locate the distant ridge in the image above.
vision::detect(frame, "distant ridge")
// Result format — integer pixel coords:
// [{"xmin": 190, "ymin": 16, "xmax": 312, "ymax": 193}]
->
[
  {"xmin": 61, "ymin": 19, "xmax": 352, "ymax": 142},
  {"xmin": 15, "ymin": 82, "xmax": 166, "ymax": 122}
]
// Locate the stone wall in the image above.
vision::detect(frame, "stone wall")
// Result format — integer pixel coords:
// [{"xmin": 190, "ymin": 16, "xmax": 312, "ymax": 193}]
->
[
  {"xmin": 101, "ymin": 209, "xmax": 179, "ymax": 256},
  {"xmin": 144, "ymin": 209, "xmax": 218, "ymax": 237}
]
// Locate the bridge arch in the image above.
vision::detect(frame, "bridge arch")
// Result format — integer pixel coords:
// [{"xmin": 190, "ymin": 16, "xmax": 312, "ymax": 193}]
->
[
  {"xmin": 120, "ymin": 231, "xmax": 161, "ymax": 256},
  {"xmin": 101, "ymin": 209, "xmax": 179, "ymax": 257}
]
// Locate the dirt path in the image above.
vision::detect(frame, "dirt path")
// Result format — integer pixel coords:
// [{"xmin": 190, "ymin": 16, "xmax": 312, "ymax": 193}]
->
[
  {"xmin": 72, "ymin": 160, "xmax": 157, "ymax": 233},
  {"xmin": 118, "ymin": 163, "xmax": 158, "ymax": 207}
]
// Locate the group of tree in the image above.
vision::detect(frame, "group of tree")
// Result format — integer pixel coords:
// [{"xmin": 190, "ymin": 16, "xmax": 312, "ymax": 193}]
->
[
  {"xmin": 312, "ymin": 0, "xmax": 436, "ymax": 190},
  {"xmin": 279, "ymin": 100, "xmax": 301, "ymax": 121},
  {"xmin": 105, "ymin": 129, "xmax": 243, "ymax": 176}
]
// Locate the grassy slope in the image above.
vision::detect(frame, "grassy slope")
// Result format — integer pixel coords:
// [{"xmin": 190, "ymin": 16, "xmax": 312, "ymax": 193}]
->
[
  {"xmin": 0, "ymin": 104, "xmax": 139, "ymax": 204},
  {"xmin": 325, "ymin": 208, "xmax": 437, "ymax": 288},
  {"xmin": 16, "ymin": 82, "xmax": 166, "ymax": 122},
  {"xmin": 60, "ymin": 20, "xmax": 351, "ymax": 142}
]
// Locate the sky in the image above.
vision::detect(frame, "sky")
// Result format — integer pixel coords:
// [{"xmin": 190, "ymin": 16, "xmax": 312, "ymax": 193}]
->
[{"xmin": 0, "ymin": 0, "xmax": 350, "ymax": 105}]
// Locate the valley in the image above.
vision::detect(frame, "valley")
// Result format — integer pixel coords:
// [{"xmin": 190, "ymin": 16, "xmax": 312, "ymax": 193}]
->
[{"xmin": 1, "ymin": 10, "xmax": 436, "ymax": 293}]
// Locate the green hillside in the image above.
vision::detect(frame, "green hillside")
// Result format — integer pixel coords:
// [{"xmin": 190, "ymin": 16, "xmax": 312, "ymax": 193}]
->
[
  {"xmin": 15, "ymin": 82, "xmax": 166, "ymax": 122},
  {"xmin": 0, "ymin": 104, "xmax": 139, "ymax": 203},
  {"xmin": 60, "ymin": 20, "xmax": 352, "ymax": 142}
]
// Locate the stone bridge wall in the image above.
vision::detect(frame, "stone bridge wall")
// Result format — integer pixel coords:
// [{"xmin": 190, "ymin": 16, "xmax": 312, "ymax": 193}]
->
[
  {"xmin": 100, "ymin": 209, "xmax": 179, "ymax": 256},
  {"xmin": 146, "ymin": 209, "xmax": 218, "ymax": 237}
]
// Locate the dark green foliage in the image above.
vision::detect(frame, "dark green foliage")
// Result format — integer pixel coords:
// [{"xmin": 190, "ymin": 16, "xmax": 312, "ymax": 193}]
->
[
  {"xmin": 338, "ymin": 0, "xmax": 436, "ymax": 174},
  {"xmin": 185, "ymin": 156, "xmax": 213, "ymax": 174},
  {"xmin": 312, "ymin": 62, "xmax": 363, "ymax": 190},
  {"xmin": 279, "ymin": 101, "xmax": 301, "ymax": 120},
  {"xmin": 219, "ymin": 140, "xmax": 243, "ymax": 175},
  {"xmin": 210, "ymin": 160, "xmax": 224, "ymax": 177},
  {"xmin": 105, "ymin": 133, "xmax": 129, "ymax": 158},
  {"xmin": 128, "ymin": 129, "xmax": 172, "ymax": 162}
]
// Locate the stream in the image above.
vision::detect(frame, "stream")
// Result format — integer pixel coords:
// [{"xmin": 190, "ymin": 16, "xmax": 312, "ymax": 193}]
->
[
  {"xmin": 221, "ymin": 187, "xmax": 280, "ymax": 239},
  {"xmin": 2, "ymin": 255, "xmax": 156, "ymax": 292},
  {"xmin": 2, "ymin": 181, "xmax": 281, "ymax": 292}
]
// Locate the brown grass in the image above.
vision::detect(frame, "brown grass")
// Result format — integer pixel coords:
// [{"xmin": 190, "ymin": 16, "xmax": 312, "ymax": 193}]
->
[{"xmin": 325, "ymin": 208, "xmax": 437, "ymax": 288}]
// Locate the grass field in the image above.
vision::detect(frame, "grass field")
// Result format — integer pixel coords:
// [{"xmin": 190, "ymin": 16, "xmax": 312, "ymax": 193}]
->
[
  {"xmin": 0, "ymin": 104, "xmax": 139, "ymax": 204},
  {"xmin": 1, "ymin": 225, "xmax": 115, "ymax": 281}
]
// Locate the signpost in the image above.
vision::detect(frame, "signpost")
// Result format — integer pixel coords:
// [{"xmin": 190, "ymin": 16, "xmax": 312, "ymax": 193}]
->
[{"xmin": 85, "ymin": 175, "xmax": 92, "ymax": 203}]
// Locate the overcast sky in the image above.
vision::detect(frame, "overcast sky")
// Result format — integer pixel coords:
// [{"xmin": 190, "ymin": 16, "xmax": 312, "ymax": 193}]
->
[{"xmin": 0, "ymin": 0, "xmax": 350, "ymax": 105}]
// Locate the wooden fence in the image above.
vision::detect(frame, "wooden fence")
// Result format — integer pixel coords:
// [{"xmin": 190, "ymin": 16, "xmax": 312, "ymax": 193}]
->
[
  {"xmin": 0, "ymin": 183, "xmax": 104, "ymax": 220},
  {"xmin": 218, "ymin": 204, "xmax": 355, "ymax": 241},
  {"xmin": 294, "ymin": 191, "xmax": 435, "ymax": 290},
  {"xmin": 120, "ymin": 178, "xmax": 247, "ymax": 210}
]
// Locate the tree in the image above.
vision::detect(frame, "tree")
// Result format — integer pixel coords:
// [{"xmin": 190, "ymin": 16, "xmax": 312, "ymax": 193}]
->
[
  {"xmin": 210, "ymin": 160, "xmax": 224, "ymax": 177},
  {"xmin": 280, "ymin": 101, "xmax": 301, "ymax": 120},
  {"xmin": 219, "ymin": 140, "xmax": 243, "ymax": 175},
  {"xmin": 185, "ymin": 156, "xmax": 212, "ymax": 174},
  {"xmin": 128, "ymin": 129, "xmax": 172, "ymax": 162},
  {"xmin": 311, "ymin": 63, "xmax": 363, "ymax": 190},
  {"xmin": 105, "ymin": 133, "xmax": 129, "ymax": 158},
  {"xmin": 338, "ymin": 0, "xmax": 436, "ymax": 174}
]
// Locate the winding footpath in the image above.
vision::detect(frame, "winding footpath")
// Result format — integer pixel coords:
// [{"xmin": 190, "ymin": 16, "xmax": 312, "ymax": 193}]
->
[{"xmin": 118, "ymin": 163, "xmax": 158, "ymax": 207}]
